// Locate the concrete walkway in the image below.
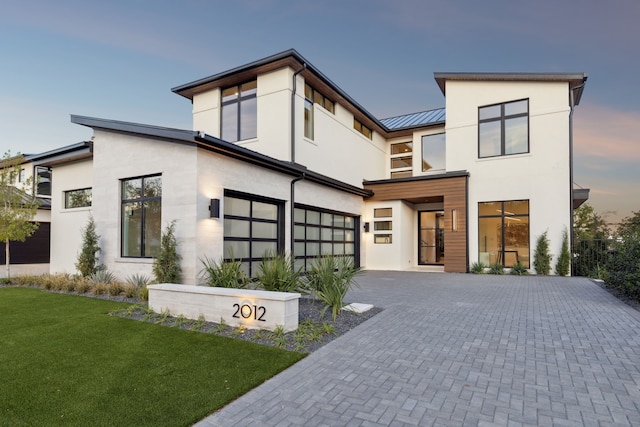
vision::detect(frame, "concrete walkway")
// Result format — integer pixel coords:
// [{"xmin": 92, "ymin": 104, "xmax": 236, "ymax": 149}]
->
[{"xmin": 196, "ymin": 272, "xmax": 640, "ymax": 426}]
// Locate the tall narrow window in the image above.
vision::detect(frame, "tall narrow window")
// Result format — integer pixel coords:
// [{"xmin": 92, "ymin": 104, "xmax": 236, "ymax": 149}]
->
[
  {"xmin": 223, "ymin": 191, "xmax": 283, "ymax": 277},
  {"xmin": 421, "ymin": 133, "xmax": 446, "ymax": 172},
  {"xmin": 121, "ymin": 175, "xmax": 162, "ymax": 258},
  {"xmin": 478, "ymin": 200, "xmax": 529, "ymax": 267},
  {"xmin": 221, "ymin": 80, "xmax": 257, "ymax": 142},
  {"xmin": 478, "ymin": 99, "xmax": 529, "ymax": 158},
  {"xmin": 35, "ymin": 166, "xmax": 51, "ymax": 196},
  {"xmin": 390, "ymin": 141, "xmax": 412, "ymax": 178},
  {"xmin": 304, "ymin": 84, "xmax": 314, "ymax": 140}
]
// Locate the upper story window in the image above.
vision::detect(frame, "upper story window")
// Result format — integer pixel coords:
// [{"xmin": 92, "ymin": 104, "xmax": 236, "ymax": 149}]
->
[
  {"xmin": 121, "ymin": 175, "xmax": 162, "ymax": 258},
  {"xmin": 422, "ymin": 133, "xmax": 446, "ymax": 172},
  {"xmin": 18, "ymin": 168, "xmax": 25, "ymax": 183},
  {"xmin": 390, "ymin": 142, "xmax": 412, "ymax": 179},
  {"xmin": 478, "ymin": 99, "xmax": 529, "ymax": 158},
  {"xmin": 354, "ymin": 119, "xmax": 372, "ymax": 139},
  {"xmin": 35, "ymin": 166, "xmax": 51, "ymax": 197},
  {"xmin": 65, "ymin": 188, "xmax": 92, "ymax": 208},
  {"xmin": 221, "ymin": 80, "xmax": 257, "ymax": 142},
  {"xmin": 304, "ymin": 84, "xmax": 335, "ymax": 140}
]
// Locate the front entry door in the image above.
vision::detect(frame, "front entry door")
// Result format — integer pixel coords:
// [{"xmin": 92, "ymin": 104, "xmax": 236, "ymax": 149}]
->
[{"xmin": 419, "ymin": 211, "xmax": 444, "ymax": 265}]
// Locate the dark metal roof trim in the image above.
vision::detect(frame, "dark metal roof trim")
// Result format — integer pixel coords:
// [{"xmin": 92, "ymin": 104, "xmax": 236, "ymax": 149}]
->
[
  {"xmin": 71, "ymin": 115, "xmax": 371, "ymax": 198},
  {"xmin": 24, "ymin": 141, "xmax": 92, "ymax": 165},
  {"xmin": 434, "ymin": 72, "xmax": 588, "ymax": 105},
  {"xmin": 572, "ymin": 188, "xmax": 590, "ymax": 209},
  {"xmin": 364, "ymin": 170, "xmax": 469, "ymax": 186}
]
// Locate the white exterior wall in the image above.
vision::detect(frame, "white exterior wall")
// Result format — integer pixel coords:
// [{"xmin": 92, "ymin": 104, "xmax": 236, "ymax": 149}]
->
[
  {"xmin": 91, "ymin": 130, "xmax": 199, "ymax": 283},
  {"xmin": 444, "ymin": 80, "xmax": 572, "ymax": 272},
  {"xmin": 193, "ymin": 88, "xmax": 220, "ymax": 137},
  {"xmin": 49, "ymin": 159, "xmax": 93, "ymax": 274},
  {"xmin": 363, "ymin": 200, "xmax": 415, "ymax": 270}
]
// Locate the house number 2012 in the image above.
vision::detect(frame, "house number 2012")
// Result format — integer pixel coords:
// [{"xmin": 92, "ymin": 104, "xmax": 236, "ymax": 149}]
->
[{"xmin": 232, "ymin": 303, "xmax": 266, "ymax": 321}]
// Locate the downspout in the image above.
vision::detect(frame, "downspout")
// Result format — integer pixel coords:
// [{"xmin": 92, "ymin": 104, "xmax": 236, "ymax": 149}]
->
[
  {"xmin": 289, "ymin": 63, "xmax": 307, "ymax": 257},
  {"xmin": 568, "ymin": 85, "xmax": 583, "ymax": 276}
]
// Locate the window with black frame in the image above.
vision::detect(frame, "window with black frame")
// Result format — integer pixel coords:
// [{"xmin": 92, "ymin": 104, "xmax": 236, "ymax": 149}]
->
[
  {"xmin": 221, "ymin": 80, "xmax": 257, "ymax": 142},
  {"xmin": 478, "ymin": 99, "xmax": 529, "ymax": 158},
  {"xmin": 223, "ymin": 192, "xmax": 283, "ymax": 277},
  {"xmin": 121, "ymin": 175, "xmax": 161, "ymax": 258},
  {"xmin": 478, "ymin": 200, "xmax": 529, "ymax": 268}
]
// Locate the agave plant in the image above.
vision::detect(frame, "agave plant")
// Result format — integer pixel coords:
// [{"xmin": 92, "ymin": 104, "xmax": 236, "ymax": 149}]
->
[{"xmin": 304, "ymin": 255, "xmax": 361, "ymax": 320}]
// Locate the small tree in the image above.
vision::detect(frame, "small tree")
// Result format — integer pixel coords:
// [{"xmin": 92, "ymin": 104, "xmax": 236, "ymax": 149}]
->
[
  {"xmin": 76, "ymin": 216, "xmax": 101, "ymax": 277},
  {"xmin": 533, "ymin": 231, "xmax": 552, "ymax": 275},
  {"xmin": 555, "ymin": 227, "xmax": 571, "ymax": 276},
  {"xmin": 0, "ymin": 152, "xmax": 40, "ymax": 280},
  {"xmin": 153, "ymin": 220, "xmax": 182, "ymax": 283}
]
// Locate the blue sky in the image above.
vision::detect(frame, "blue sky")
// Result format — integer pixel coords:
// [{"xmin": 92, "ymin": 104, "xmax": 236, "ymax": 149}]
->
[{"xmin": 1, "ymin": 0, "xmax": 638, "ymax": 223}]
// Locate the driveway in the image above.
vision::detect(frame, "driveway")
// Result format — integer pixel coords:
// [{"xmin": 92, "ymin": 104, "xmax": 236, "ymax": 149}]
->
[{"xmin": 196, "ymin": 271, "xmax": 640, "ymax": 426}]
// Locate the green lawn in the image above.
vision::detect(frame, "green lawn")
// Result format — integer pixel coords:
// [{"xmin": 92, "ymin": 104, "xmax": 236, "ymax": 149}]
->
[{"xmin": 0, "ymin": 287, "xmax": 305, "ymax": 426}]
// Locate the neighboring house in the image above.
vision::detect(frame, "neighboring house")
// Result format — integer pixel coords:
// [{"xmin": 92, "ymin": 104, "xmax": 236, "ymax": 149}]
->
[{"xmin": 37, "ymin": 49, "xmax": 587, "ymax": 282}]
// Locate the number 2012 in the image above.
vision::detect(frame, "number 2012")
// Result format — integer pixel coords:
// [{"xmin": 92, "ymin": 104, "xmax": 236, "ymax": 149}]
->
[{"xmin": 232, "ymin": 303, "xmax": 266, "ymax": 321}]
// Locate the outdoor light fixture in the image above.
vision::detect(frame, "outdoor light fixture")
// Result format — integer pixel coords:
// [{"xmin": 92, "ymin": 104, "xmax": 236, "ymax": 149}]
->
[
  {"xmin": 209, "ymin": 198, "xmax": 220, "ymax": 218},
  {"xmin": 364, "ymin": 222, "xmax": 370, "ymax": 233},
  {"xmin": 452, "ymin": 209, "xmax": 458, "ymax": 232}
]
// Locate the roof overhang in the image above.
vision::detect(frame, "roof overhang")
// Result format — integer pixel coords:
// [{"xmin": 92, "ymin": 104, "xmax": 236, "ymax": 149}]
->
[
  {"xmin": 434, "ymin": 72, "xmax": 588, "ymax": 106},
  {"xmin": 70, "ymin": 115, "xmax": 372, "ymax": 199},
  {"xmin": 25, "ymin": 141, "xmax": 93, "ymax": 167},
  {"xmin": 573, "ymin": 188, "xmax": 590, "ymax": 209}
]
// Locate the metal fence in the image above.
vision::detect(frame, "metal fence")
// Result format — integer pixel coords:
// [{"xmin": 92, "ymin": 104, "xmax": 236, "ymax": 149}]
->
[{"xmin": 572, "ymin": 238, "xmax": 613, "ymax": 278}]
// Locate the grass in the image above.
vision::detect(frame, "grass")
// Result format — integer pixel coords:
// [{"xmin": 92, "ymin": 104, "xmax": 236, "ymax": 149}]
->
[{"xmin": 0, "ymin": 287, "xmax": 305, "ymax": 427}]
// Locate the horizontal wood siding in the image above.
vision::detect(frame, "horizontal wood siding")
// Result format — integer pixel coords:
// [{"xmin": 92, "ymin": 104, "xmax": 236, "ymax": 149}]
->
[
  {"xmin": 365, "ymin": 176, "xmax": 468, "ymax": 272},
  {"xmin": 0, "ymin": 222, "xmax": 51, "ymax": 265}
]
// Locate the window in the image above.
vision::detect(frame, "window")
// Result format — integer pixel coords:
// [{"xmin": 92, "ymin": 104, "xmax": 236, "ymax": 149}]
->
[
  {"xmin": 35, "ymin": 166, "xmax": 51, "ymax": 197},
  {"xmin": 478, "ymin": 99, "xmax": 528, "ymax": 158},
  {"xmin": 121, "ymin": 175, "xmax": 161, "ymax": 258},
  {"xmin": 374, "ymin": 208, "xmax": 392, "ymax": 218},
  {"xmin": 224, "ymin": 191, "xmax": 283, "ymax": 276},
  {"xmin": 18, "ymin": 169, "xmax": 25, "ymax": 183},
  {"xmin": 390, "ymin": 142, "xmax": 412, "ymax": 178},
  {"xmin": 374, "ymin": 234, "xmax": 392, "ymax": 244},
  {"xmin": 478, "ymin": 200, "xmax": 529, "ymax": 268},
  {"xmin": 422, "ymin": 133, "xmax": 446, "ymax": 172},
  {"xmin": 65, "ymin": 188, "xmax": 92, "ymax": 208},
  {"xmin": 294, "ymin": 206, "xmax": 357, "ymax": 271},
  {"xmin": 221, "ymin": 80, "xmax": 257, "ymax": 142},
  {"xmin": 303, "ymin": 84, "xmax": 335, "ymax": 140},
  {"xmin": 373, "ymin": 207, "xmax": 392, "ymax": 244},
  {"xmin": 354, "ymin": 118, "xmax": 372, "ymax": 139},
  {"xmin": 374, "ymin": 221, "xmax": 392, "ymax": 231}
]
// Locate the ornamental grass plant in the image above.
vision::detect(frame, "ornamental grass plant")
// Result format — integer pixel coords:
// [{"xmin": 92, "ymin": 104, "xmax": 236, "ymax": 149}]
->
[
  {"xmin": 256, "ymin": 250, "xmax": 302, "ymax": 293},
  {"xmin": 304, "ymin": 255, "xmax": 362, "ymax": 320}
]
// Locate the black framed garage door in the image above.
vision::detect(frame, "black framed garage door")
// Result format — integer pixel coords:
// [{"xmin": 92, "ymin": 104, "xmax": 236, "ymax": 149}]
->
[{"xmin": 0, "ymin": 222, "xmax": 50, "ymax": 264}]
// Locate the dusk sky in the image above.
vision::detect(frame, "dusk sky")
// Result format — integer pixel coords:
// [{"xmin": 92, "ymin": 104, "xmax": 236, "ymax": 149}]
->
[{"xmin": 1, "ymin": 0, "xmax": 638, "ymax": 223}]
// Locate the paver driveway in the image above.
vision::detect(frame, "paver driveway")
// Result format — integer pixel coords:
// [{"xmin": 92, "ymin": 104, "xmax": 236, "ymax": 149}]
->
[{"xmin": 196, "ymin": 272, "xmax": 640, "ymax": 426}]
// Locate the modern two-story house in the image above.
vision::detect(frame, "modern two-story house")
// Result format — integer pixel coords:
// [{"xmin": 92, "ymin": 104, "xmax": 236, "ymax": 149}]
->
[{"xmin": 30, "ymin": 49, "xmax": 587, "ymax": 283}]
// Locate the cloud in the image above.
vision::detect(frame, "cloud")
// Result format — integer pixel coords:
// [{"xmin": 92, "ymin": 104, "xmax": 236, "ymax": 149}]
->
[{"xmin": 574, "ymin": 104, "xmax": 640, "ymax": 164}]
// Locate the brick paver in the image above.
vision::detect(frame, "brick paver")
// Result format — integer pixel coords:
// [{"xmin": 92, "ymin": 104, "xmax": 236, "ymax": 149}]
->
[{"xmin": 195, "ymin": 272, "xmax": 640, "ymax": 426}]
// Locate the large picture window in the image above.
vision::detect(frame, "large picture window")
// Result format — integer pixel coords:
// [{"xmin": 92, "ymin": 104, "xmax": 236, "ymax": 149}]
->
[
  {"xmin": 478, "ymin": 99, "xmax": 529, "ymax": 158},
  {"xmin": 223, "ymin": 191, "xmax": 283, "ymax": 277},
  {"xmin": 221, "ymin": 80, "xmax": 257, "ymax": 142},
  {"xmin": 121, "ymin": 175, "xmax": 162, "ymax": 258},
  {"xmin": 478, "ymin": 200, "xmax": 529, "ymax": 268},
  {"xmin": 294, "ymin": 206, "xmax": 358, "ymax": 271}
]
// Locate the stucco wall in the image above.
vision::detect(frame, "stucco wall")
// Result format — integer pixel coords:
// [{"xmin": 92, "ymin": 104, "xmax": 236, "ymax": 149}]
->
[
  {"xmin": 50, "ymin": 159, "xmax": 93, "ymax": 274},
  {"xmin": 444, "ymin": 80, "xmax": 572, "ymax": 272}
]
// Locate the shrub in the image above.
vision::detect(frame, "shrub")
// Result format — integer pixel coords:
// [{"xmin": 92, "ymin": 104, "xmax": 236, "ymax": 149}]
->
[
  {"xmin": 199, "ymin": 255, "xmax": 248, "ymax": 288},
  {"xmin": 533, "ymin": 231, "xmax": 552, "ymax": 275},
  {"xmin": 555, "ymin": 228, "xmax": 571, "ymax": 276},
  {"xmin": 256, "ymin": 250, "xmax": 301, "ymax": 292},
  {"xmin": 470, "ymin": 261, "xmax": 486, "ymax": 274},
  {"xmin": 510, "ymin": 261, "xmax": 529, "ymax": 275},
  {"xmin": 606, "ymin": 229, "xmax": 640, "ymax": 299},
  {"xmin": 107, "ymin": 282, "xmax": 125, "ymax": 297},
  {"xmin": 304, "ymin": 255, "xmax": 361, "ymax": 320},
  {"xmin": 488, "ymin": 263, "xmax": 504, "ymax": 275},
  {"xmin": 89, "ymin": 270, "xmax": 116, "ymax": 285},
  {"xmin": 76, "ymin": 216, "xmax": 102, "ymax": 277},
  {"xmin": 153, "ymin": 221, "xmax": 182, "ymax": 283}
]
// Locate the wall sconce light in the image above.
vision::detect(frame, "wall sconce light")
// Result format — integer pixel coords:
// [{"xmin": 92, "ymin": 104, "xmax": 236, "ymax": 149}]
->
[
  {"xmin": 364, "ymin": 222, "xmax": 370, "ymax": 233},
  {"xmin": 209, "ymin": 198, "xmax": 220, "ymax": 218},
  {"xmin": 452, "ymin": 208, "xmax": 458, "ymax": 232}
]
